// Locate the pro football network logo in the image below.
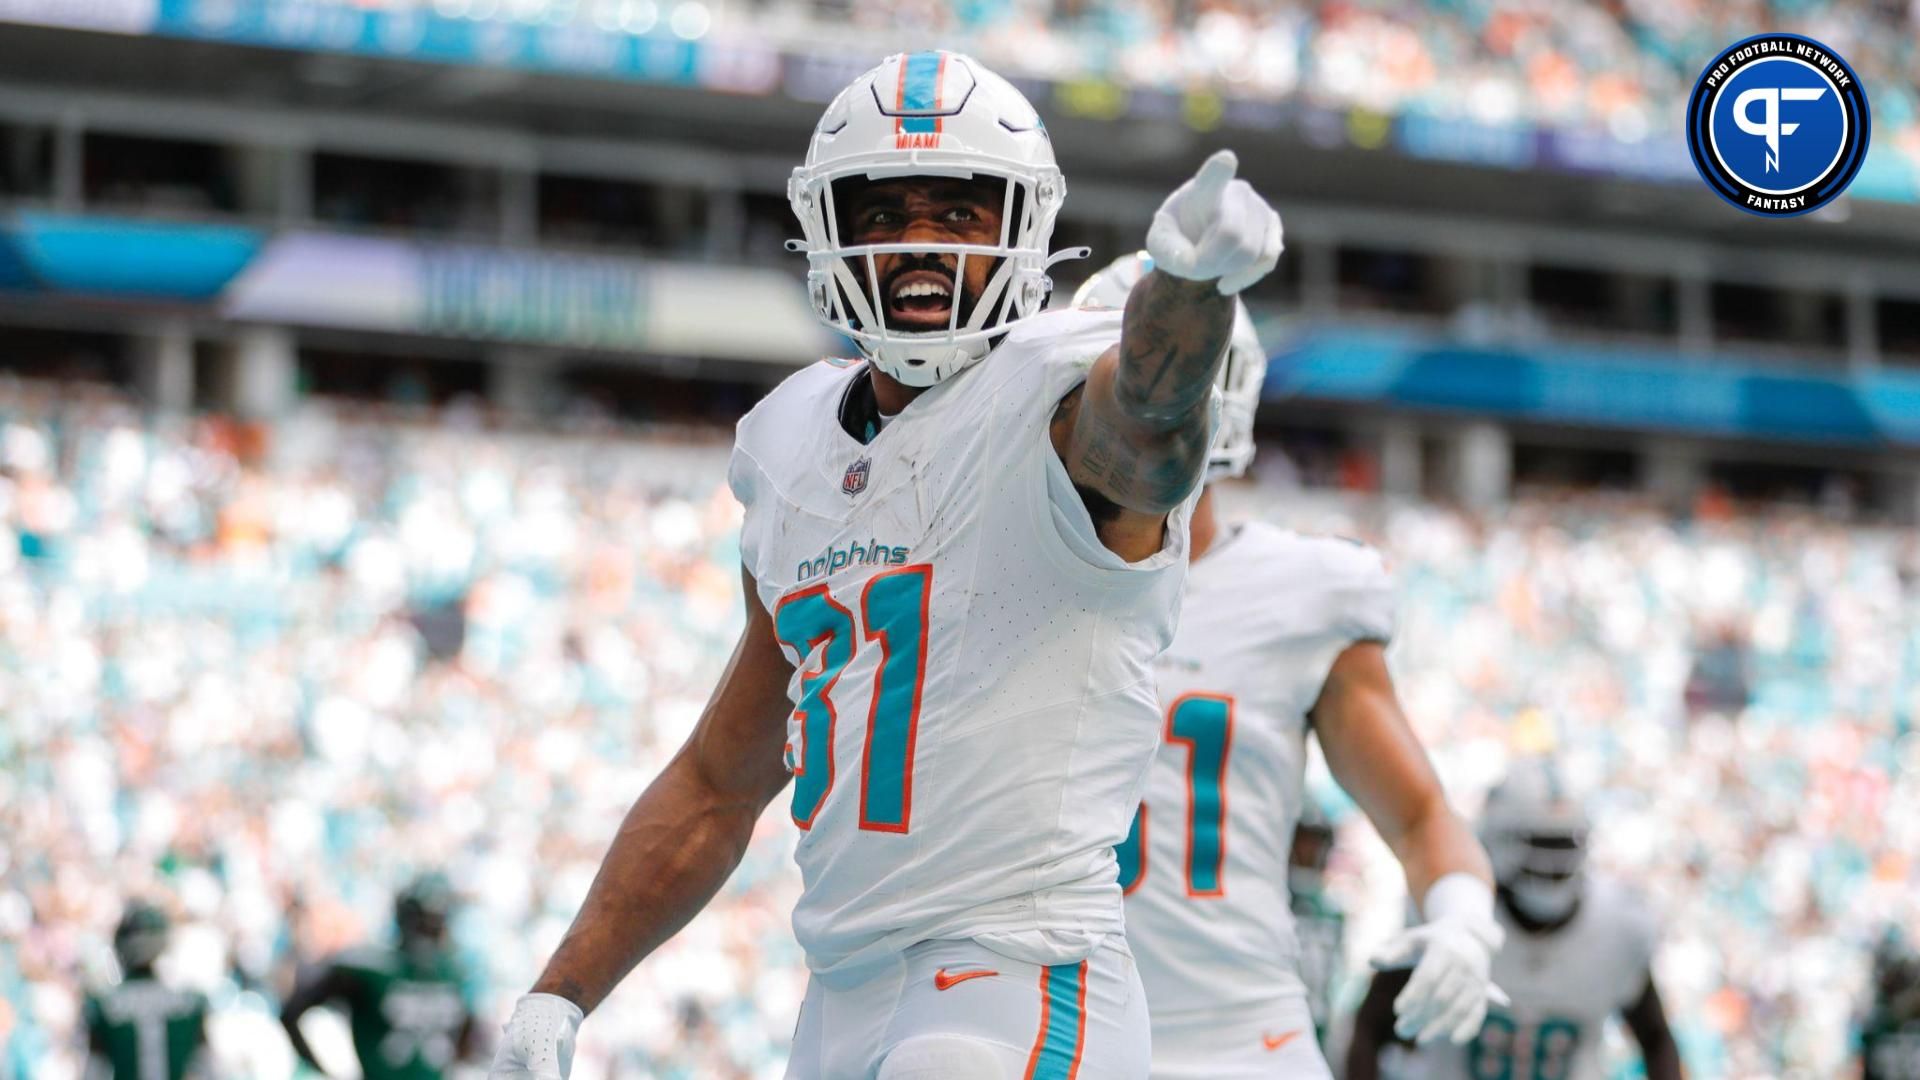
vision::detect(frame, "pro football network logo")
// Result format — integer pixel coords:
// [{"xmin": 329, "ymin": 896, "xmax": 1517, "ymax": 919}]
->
[
  {"xmin": 842, "ymin": 457, "xmax": 870, "ymax": 496},
  {"xmin": 1686, "ymin": 33, "xmax": 1869, "ymax": 217}
]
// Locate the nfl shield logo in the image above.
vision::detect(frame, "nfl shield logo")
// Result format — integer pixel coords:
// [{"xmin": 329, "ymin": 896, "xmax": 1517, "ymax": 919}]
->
[{"xmin": 842, "ymin": 457, "xmax": 870, "ymax": 496}]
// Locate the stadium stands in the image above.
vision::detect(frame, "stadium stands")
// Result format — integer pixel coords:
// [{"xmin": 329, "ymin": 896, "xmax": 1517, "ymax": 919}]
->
[
  {"xmin": 759, "ymin": 0, "xmax": 1920, "ymax": 149},
  {"xmin": 1, "ymin": 386, "xmax": 1913, "ymax": 1076}
]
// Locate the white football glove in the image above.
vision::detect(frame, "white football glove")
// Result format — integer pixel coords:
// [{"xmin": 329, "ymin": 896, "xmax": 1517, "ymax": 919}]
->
[
  {"xmin": 1369, "ymin": 874, "xmax": 1508, "ymax": 1045},
  {"xmin": 1144, "ymin": 149, "xmax": 1284, "ymax": 296},
  {"xmin": 490, "ymin": 993, "xmax": 583, "ymax": 1080}
]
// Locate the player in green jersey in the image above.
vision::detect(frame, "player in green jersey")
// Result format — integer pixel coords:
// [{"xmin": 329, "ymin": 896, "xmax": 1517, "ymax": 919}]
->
[
  {"xmin": 1863, "ymin": 929, "xmax": 1920, "ymax": 1080},
  {"xmin": 83, "ymin": 901, "xmax": 212, "ymax": 1080},
  {"xmin": 280, "ymin": 874, "xmax": 477, "ymax": 1080},
  {"xmin": 1289, "ymin": 804, "xmax": 1348, "ymax": 1050}
]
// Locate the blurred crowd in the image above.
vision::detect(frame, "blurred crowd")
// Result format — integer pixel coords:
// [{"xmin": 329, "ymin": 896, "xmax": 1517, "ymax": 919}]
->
[
  {"xmin": 289, "ymin": 0, "xmax": 1920, "ymax": 173},
  {"xmin": 746, "ymin": 0, "xmax": 1920, "ymax": 166},
  {"xmin": 4, "ymin": 383, "xmax": 1920, "ymax": 1077},
  {"xmin": 0, "ymin": 384, "xmax": 797, "ymax": 1078}
]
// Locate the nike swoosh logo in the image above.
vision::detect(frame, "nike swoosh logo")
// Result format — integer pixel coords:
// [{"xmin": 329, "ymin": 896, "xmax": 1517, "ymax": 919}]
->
[
  {"xmin": 933, "ymin": 967, "xmax": 998, "ymax": 991},
  {"xmin": 1262, "ymin": 1031, "xmax": 1301, "ymax": 1051}
]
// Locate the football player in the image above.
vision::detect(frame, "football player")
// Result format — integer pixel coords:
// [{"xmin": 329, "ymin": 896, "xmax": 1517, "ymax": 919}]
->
[
  {"xmin": 82, "ymin": 901, "xmax": 212, "ymax": 1079},
  {"xmin": 280, "ymin": 873, "xmax": 476, "ymax": 1080},
  {"xmin": 491, "ymin": 49, "xmax": 1284, "ymax": 1080},
  {"xmin": 1077, "ymin": 253, "xmax": 1503, "ymax": 1080},
  {"xmin": 1861, "ymin": 928, "xmax": 1920, "ymax": 1080},
  {"xmin": 1347, "ymin": 759, "xmax": 1684, "ymax": 1080}
]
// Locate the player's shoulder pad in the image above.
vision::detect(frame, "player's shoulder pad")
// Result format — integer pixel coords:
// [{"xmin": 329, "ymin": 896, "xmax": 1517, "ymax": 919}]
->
[
  {"xmin": 731, "ymin": 357, "xmax": 860, "ymax": 505},
  {"xmin": 737, "ymin": 357, "xmax": 860, "ymax": 440},
  {"xmin": 1287, "ymin": 530, "xmax": 1391, "ymax": 581},
  {"xmin": 1007, "ymin": 304, "xmax": 1124, "ymax": 340},
  {"xmin": 1251, "ymin": 526, "xmax": 1396, "ymax": 642},
  {"xmin": 952, "ymin": 308, "xmax": 1127, "ymax": 423},
  {"xmin": 994, "ymin": 306, "xmax": 1124, "ymax": 365},
  {"xmin": 1588, "ymin": 876, "xmax": 1661, "ymax": 957}
]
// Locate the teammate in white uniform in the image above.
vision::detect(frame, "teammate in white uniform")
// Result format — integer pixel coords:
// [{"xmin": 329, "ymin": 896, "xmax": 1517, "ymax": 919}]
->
[
  {"xmin": 1347, "ymin": 759, "xmax": 1684, "ymax": 1080},
  {"xmin": 490, "ymin": 51, "xmax": 1285, "ymax": 1080},
  {"xmin": 1076, "ymin": 254, "xmax": 1507, "ymax": 1080}
]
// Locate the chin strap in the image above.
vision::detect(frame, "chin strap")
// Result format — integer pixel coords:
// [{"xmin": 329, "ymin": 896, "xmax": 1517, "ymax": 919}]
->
[{"xmin": 1025, "ymin": 246, "xmax": 1092, "ymax": 313}]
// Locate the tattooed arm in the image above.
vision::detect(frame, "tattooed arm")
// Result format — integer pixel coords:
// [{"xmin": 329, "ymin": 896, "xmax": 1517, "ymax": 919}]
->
[
  {"xmin": 1050, "ymin": 270, "xmax": 1235, "ymax": 561},
  {"xmin": 1050, "ymin": 150, "xmax": 1281, "ymax": 562}
]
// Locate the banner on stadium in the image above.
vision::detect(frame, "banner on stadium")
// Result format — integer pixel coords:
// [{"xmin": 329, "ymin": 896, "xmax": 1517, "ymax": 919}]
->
[
  {"xmin": 0, "ymin": 0, "xmax": 154, "ymax": 33},
  {"xmin": 221, "ymin": 230, "xmax": 834, "ymax": 362},
  {"xmin": 144, "ymin": 0, "xmax": 711, "ymax": 87},
  {"xmin": 0, "ymin": 211, "xmax": 263, "ymax": 299},
  {"xmin": 1270, "ymin": 328, "xmax": 1920, "ymax": 448},
  {"xmin": 0, "ymin": 213, "xmax": 832, "ymax": 362}
]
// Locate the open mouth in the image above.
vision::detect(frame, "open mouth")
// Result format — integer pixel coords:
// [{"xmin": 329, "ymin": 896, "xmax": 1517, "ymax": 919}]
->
[{"xmin": 884, "ymin": 268, "xmax": 959, "ymax": 330}]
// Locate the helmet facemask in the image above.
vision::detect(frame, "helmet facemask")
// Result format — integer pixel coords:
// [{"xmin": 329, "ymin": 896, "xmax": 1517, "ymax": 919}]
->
[
  {"xmin": 1481, "ymin": 758, "xmax": 1590, "ymax": 923},
  {"xmin": 834, "ymin": 174, "xmax": 1011, "ymax": 335},
  {"xmin": 1491, "ymin": 824, "xmax": 1588, "ymax": 922},
  {"xmin": 791, "ymin": 155, "xmax": 1068, "ymax": 387}
]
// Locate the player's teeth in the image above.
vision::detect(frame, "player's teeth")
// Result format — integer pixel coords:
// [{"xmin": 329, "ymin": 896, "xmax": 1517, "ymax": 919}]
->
[{"xmin": 894, "ymin": 282, "xmax": 951, "ymax": 300}]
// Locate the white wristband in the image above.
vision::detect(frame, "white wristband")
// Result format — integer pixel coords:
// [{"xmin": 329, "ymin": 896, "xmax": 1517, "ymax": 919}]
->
[
  {"xmin": 517, "ymin": 992, "xmax": 585, "ymax": 1026},
  {"xmin": 1421, "ymin": 871, "xmax": 1494, "ymax": 923}
]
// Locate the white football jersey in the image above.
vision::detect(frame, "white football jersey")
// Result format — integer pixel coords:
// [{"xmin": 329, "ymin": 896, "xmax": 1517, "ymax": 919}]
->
[
  {"xmin": 1403, "ymin": 877, "xmax": 1658, "ymax": 1080},
  {"xmin": 1122, "ymin": 523, "xmax": 1394, "ymax": 1016},
  {"xmin": 729, "ymin": 307, "xmax": 1209, "ymax": 981}
]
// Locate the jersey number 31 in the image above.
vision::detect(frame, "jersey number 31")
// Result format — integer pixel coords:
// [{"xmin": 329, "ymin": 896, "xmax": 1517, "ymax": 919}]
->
[
  {"xmin": 1118, "ymin": 693, "xmax": 1233, "ymax": 897},
  {"xmin": 774, "ymin": 565, "xmax": 931, "ymax": 834}
]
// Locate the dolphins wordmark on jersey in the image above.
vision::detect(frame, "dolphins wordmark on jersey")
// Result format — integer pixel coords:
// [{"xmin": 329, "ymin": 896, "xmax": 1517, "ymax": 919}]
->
[{"xmin": 730, "ymin": 307, "xmax": 1214, "ymax": 980}]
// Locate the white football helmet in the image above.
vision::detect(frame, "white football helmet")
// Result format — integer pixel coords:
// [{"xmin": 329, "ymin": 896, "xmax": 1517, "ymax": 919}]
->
[
  {"xmin": 788, "ymin": 51, "xmax": 1082, "ymax": 387},
  {"xmin": 1072, "ymin": 251, "xmax": 1266, "ymax": 480},
  {"xmin": 1480, "ymin": 758, "xmax": 1590, "ymax": 922}
]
